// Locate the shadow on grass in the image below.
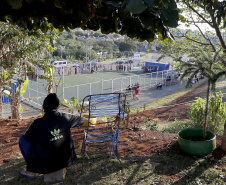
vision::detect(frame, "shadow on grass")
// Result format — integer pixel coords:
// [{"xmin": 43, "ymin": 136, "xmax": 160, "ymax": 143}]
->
[{"xmin": 1, "ymin": 145, "xmax": 225, "ymax": 185}]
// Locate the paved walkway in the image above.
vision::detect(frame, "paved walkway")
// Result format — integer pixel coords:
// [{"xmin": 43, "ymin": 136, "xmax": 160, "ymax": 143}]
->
[
  {"xmin": 2, "ymin": 80, "xmax": 186, "ymax": 119},
  {"xmin": 128, "ymin": 81, "xmax": 186, "ymax": 110}
]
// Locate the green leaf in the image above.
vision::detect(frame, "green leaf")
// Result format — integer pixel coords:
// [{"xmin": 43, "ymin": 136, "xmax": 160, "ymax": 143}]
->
[
  {"xmin": 54, "ymin": 0, "xmax": 63, "ymax": 8},
  {"xmin": 158, "ymin": 33, "xmax": 163, "ymax": 40},
  {"xmin": 7, "ymin": 0, "xmax": 23, "ymax": 9},
  {"xmin": 54, "ymin": 28, "xmax": 61, "ymax": 34},
  {"xmin": 19, "ymin": 105, "xmax": 24, "ymax": 113},
  {"xmin": 3, "ymin": 70, "xmax": 7, "ymax": 81},
  {"xmin": 62, "ymin": 98, "xmax": 69, "ymax": 105},
  {"xmin": 179, "ymin": 14, "xmax": 186, "ymax": 23},
  {"xmin": 126, "ymin": 0, "xmax": 146, "ymax": 14},
  {"xmin": 164, "ymin": 38, "xmax": 172, "ymax": 42},
  {"xmin": 139, "ymin": 12, "xmax": 154, "ymax": 27},
  {"xmin": 72, "ymin": 98, "xmax": 77, "ymax": 106},
  {"xmin": 109, "ymin": 117, "xmax": 116, "ymax": 122},
  {"xmin": 168, "ymin": 0, "xmax": 177, "ymax": 10},
  {"xmin": 161, "ymin": 9, "xmax": 179, "ymax": 27},
  {"xmin": 106, "ymin": 1, "xmax": 120, "ymax": 7},
  {"xmin": 21, "ymin": 77, "xmax": 29, "ymax": 97},
  {"xmin": 143, "ymin": 0, "xmax": 156, "ymax": 7},
  {"xmin": 103, "ymin": 115, "xmax": 107, "ymax": 122}
]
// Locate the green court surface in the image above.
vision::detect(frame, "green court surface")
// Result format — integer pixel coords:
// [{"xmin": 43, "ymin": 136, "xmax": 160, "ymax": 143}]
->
[{"xmin": 23, "ymin": 70, "xmax": 174, "ymax": 109}]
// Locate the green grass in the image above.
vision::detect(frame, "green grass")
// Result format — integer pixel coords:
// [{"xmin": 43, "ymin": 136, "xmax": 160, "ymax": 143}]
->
[{"xmin": 1, "ymin": 153, "xmax": 226, "ymax": 184}]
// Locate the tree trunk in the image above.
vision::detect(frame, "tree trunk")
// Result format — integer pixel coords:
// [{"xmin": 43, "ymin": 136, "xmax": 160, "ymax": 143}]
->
[
  {"xmin": 0, "ymin": 90, "xmax": 2, "ymax": 118},
  {"xmin": 203, "ymin": 79, "xmax": 211, "ymax": 139},
  {"xmin": 0, "ymin": 68, "xmax": 2, "ymax": 118},
  {"xmin": 47, "ymin": 78, "xmax": 53, "ymax": 94},
  {"xmin": 0, "ymin": 82, "xmax": 2, "ymax": 118},
  {"xmin": 221, "ymin": 122, "xmax": 226, "ymax": 151},
  {"xmin": 10, "ymin": 83, "xmax": 21, "ymax": 119}
]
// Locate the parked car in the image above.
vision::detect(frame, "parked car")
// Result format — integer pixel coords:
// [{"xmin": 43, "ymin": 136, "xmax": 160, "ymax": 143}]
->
[
  {"xmin": 72, "ymin": 63, "xmax": 80, "ymax": 67},
  {"xmin": 52, "ymin": 61, "xmax": 67, "ymax": 67}
]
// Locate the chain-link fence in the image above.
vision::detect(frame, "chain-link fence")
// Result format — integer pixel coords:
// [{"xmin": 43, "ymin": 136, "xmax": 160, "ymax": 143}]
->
[{"xmin": 22, "ymin": 68, "xmax": 177, "ymax": 110}]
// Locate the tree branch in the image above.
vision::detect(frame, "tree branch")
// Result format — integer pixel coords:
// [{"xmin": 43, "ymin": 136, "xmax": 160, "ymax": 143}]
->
[
  {"xmin": 187, "ymin": 4, "xmax": 214, "ymax": 28},
  {"xmin": 187, "ymin": 2, "xmax": 226, "ymax": 52},
  {"xmin": 176, "ymin": 30, "xmax": 213, "ymax": 47},
  {"xmin": 191, "ymin": 14, "xmax": 216, "ymax": 52},
  {"xmin": 210, "ymin": 12, "xmax": 226, "ymax": 52}
]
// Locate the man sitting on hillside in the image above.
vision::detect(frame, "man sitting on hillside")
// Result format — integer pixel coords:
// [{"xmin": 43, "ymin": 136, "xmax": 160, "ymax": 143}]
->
[{"xmin": 19, "ymin": 93, "xmax": 85, "ymax": 180}]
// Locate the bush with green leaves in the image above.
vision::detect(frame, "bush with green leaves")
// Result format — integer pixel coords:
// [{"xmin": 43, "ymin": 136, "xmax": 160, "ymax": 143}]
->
[
  {"xmin": 145, "ymin": 121, "xmax": 159, "ymax": 131},
  {"xmin": 187, "ymin": 97, "xmax": 206, "ymax": 128},
  {"xmin": 188, "ymin": 91, "xmax": 226, "ymax": 135},
  {"xmin": 164, "ymin": 119, "xmax": 195, "ymax": 134}
]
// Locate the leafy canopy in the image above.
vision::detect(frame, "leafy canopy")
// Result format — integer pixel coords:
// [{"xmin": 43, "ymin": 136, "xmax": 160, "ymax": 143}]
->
[{"xmin": 0, "ymin": 0, "xmax": 179, "ymax": 42}]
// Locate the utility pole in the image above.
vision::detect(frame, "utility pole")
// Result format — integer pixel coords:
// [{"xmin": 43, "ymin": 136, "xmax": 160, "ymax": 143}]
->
[{"xmin": 60, "ymin": 45, "xmax": 65, "ymax": 59}]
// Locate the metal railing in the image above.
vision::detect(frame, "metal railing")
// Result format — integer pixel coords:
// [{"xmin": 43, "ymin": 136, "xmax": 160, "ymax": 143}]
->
[{"xmin": 21, "ymin": 69, "xmax": 177, "ymax": 110}]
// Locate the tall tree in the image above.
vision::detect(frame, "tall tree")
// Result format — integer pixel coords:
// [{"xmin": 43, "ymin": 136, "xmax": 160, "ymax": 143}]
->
[
  {"xmin": 150, "ymin": 0, "xmax": 226, "ymax": 149},
  {"xmin": 179, "ymin": 49, "xmax": 226, "ymax": 138},
  {"xmin": 0, "ymin": 22, "xmax": 55, "ymax": 119},
  {"xmin": 181, "ymin": 0, "xmax": 226, "ymax": 52},
  {"xmin": 150, "ymin": 0, "xmax": 225, "ymax": 62}
]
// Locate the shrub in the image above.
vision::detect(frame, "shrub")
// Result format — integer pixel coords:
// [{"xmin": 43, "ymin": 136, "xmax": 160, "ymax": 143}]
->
[
  {"xmin": 187, "ymin": 91, "xmax": 226, "ymax": 135},
  {"xmin": 145, "ymin": 121, "xmax": 159, "ymax": 131},
  {"xmin": 187, "ymin": 97, "xmax": 206, "ymax": 128},
  {"xmin": 164, "ymin": 119, "xmax": 195, "ymax": 134}
]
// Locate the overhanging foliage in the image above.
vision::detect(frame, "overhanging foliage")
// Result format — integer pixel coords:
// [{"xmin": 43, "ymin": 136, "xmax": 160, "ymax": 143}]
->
[{"xmin": 0, "ymin": 0, "xmax": 179, "ymax": 41}]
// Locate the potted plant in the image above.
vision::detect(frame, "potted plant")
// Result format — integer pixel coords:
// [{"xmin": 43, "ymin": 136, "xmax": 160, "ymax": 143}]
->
[{"xmin": 177, "ymin": 49, "xmax": 226, "ymax": 155}]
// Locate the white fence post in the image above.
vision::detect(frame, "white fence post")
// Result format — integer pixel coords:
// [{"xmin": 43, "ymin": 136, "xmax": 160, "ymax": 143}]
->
[
  {"xmin": 77, "ymin": 85, "xmax": 80, "ymax": 103},
  {"xmin": 89, "ymin": 83, "xmax": 92, "ymax": 95},
  {"xmin": 121, "ymin": 78, "xmax": 123, "ymax": 92},
  {"xmin": 151, "ymin": 73, "xmax": 153, "ymax": 86},
  {"xmin": 62, "ymin": 66, "xmax": 65, "ymax": 99},
  {"xmin": 144, "ymin": 74, "xmax": 146, "ymax": 88},
  {"xmin": 156, "ymin": 71, "xmax": 158, "ymax": 84},
  {"xmin": 111, "ymin": 79, "xmax": 113, "ymax": 93},
  {"xmin": 101, "ymin": 80, "xmax": 103, "ymax": 94},
  {"xmin": 28, "ymin": 80, "xmax": 31, "ymax": 98}
]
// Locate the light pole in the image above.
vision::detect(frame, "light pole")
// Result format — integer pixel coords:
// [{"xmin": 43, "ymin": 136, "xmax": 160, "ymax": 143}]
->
[
  {"xmin": 85, "ymin": 34, "xmax": 89, "ymax": 63},
  {"xmin": 85, "ymin": 39, "xmax": 88, "ymax": 63},
  {"xmin": 89, "ymin": 45, "xmax": 93, "ymax": 61},
  {"xmin": 60, "ymin": 45, "xmax": 65, "ymax": 59}
]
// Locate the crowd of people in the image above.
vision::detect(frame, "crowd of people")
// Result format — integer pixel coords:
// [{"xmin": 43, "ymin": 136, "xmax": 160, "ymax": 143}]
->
[{"xmin": 54, "ymin": 62, "xmax": 141, "ymax": 76}]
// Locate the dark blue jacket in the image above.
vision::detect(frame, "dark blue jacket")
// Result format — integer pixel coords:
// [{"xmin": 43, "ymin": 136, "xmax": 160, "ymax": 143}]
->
[{"xmin": 25, "ymin": 111, "xmax": 85, "ymax": 174}]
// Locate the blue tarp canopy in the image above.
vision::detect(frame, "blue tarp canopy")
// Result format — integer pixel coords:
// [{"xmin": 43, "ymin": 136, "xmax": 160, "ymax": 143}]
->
[
  {"xmin": 144, "ymin": 61, "xmax": 170, "ymax": 72},
  {"xmin": 2, "ymin": 79, "xmax": 18, "ymax": 104}
]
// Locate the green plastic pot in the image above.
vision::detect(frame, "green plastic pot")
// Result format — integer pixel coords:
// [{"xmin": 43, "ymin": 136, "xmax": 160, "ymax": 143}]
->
[{"xmin": 178, "ymin": 128, "xmax": 216, "ymax": 155}]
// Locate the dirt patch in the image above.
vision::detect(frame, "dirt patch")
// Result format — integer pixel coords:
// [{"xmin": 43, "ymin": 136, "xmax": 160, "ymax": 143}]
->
[{"xmin": 0, "ymin": 81, "xmax": 225, "ymax": 168}]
